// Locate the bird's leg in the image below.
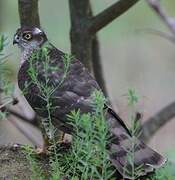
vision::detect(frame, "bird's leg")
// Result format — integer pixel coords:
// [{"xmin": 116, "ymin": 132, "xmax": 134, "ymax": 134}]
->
[
  {"xmin": 36, "ymin": 121, "xmax": 72, "ymax": 154},
  {"xmin": 54, "ymin": 131, "xmax": 72, "ymax": 152},
  {"xmin": 36, "ymin": 131, "xmax": 71, "ymax": 154},
  {"xmin": 57, "ymin": 131, "xmax": 72, "ymax": 144},
  {"xmin": 57, "ymin": 131, "xmax": 66, "ymax": 143},
  {"xmin": 59, "ymin": 133, "xmax": 72, "ymax": 144},
  {"xmin": 36, "ymin": 131, "xmax": 50, "ymax": 155}
]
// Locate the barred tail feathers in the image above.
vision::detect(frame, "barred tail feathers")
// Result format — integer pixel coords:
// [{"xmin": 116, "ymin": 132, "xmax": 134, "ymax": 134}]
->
[{"xmin": 106, "ymin": 107, "xmax": 166, "ymax": 179}]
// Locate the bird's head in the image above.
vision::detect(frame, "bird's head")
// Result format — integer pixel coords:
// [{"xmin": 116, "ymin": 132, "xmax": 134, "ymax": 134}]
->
[{"xmin": 13, "ymin": 27, "xmax": 47, "ymax": 51}]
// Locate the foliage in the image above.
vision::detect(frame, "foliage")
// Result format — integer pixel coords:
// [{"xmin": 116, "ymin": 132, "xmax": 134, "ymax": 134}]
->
[
  {"xmin": 22, "ymin": 145, "xmax": 46, "ymax": 180},
  {"xmin": 58, "ymin": 90, "xmax": 115, "ymax": 179},
  {"xmin": 0, "ymin": 34, "xmax": 14, "ymax": 119},
  {"xmin": 122, "ymin": 88, "xmax": 144, "ymax": 179},
  {"xmin": 125, "ymin": 88, "xmax": 175, "ymax": 180},
  {"xmin": 150, "ymin": 162, "xmax": 175, "ymax": 180},
  {"xmin": 151, "ymin": 149, "xmax": 175, "ymax": 180}
]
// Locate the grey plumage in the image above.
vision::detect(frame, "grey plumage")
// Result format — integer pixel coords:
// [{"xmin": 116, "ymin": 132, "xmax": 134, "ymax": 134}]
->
[{"xmin": 14, "ymin": 27, "xmax": 166, "ymax": 179}]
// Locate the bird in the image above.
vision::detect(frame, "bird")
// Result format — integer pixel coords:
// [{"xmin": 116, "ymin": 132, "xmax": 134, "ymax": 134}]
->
[{"xmin": 13, "ymin": 26, "xmax": 166, "ymax": 179}]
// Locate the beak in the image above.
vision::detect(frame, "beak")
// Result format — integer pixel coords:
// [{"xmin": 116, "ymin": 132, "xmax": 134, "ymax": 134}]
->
[{"xmin": 13, "ymin": 35, "xmax": 19, "ymax": 45}]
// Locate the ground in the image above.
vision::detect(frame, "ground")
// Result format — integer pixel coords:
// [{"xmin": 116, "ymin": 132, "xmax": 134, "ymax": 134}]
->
[
  {"xmin": 0, "ymin": 144, "xmax": 50, "ymax": 180},
  {"xmin": 0, "ymin": 145, "xmax": 31, "ymax": 179},
  {"xmin": 0, "ymin": 144, "xmax": 156, "ymax": 180}
]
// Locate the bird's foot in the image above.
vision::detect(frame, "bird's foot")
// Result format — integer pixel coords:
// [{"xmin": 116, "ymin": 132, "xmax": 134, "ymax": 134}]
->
[
  {"xmin": 35, "ymin": 133, "xmax": 72, "ymax": 155},
  {"xmin": 35, "ymin": 146, "xmax": 49, "ymax": 155},
  {"xmin": 58, "ymin": 133, "xmax": 72, "ymax": 144},
  {"xmin": 48, "ymin": 133, "xmax": 72, "ymax": 153}
]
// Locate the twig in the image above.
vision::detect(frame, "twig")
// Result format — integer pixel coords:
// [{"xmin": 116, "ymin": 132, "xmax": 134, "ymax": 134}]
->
[
  {"xmin": 138, "ymin": 28, "xmax": 175, "ymax": 43},
  {"xmin": 146, "ymin": 0, "xmax": 175, "ymax": 35},
  {"xmin": 140, "ymin": 0, "xmax": 175, "ymax": 142},
  {"xmin": 0, "ymin": 98, "xmax": 19, "ymax": 111},
  {"xmin": 0, "ymin": 98, "xmax": 39, "ymax": 145},
  {"xmin": 0, "ymin": 99, "xmax": 14, "ymax": 109},
  {"xmin": 7, "ymin": 108, "xmax": 39, "ymax": 127},
  {"xmin": 141, "ymin": 101, "xmax": 175, "ymax": 142},
  {"xmin": 0, "ymin": 96, "xmax": 38, "ymax": 127},
  {"xmin": 88, "ymin": 0, "xmax": 140, "ymax": 34}
]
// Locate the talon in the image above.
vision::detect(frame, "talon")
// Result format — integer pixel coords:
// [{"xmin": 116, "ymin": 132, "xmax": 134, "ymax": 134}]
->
[
  {"xmin": 58, "ymin": 133, "xmax": 72, "ymax": 144},
  {"xmin": 35, "ymin": 147, "xmax": 49, "ymax": 155}
]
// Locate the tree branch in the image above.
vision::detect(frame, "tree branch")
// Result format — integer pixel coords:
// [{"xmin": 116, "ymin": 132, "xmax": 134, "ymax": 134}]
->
[
  {"xmin": 7, "ymin": 117, "xmax": 39, "ymax": 146},
  {"xmin": 7, "ymin": 108, "xmax": 39, "ymax": 127},
  {"xmin": 146, "ymin": 0, "xmax": 175, "ymax": 35},
  {"xmin": 140, "ymin": 0, "xmax": 175, "ymax": 142},
  {"xmin": 18, "ymin": 0, "xmax": 40, "ymax": 27},
  {"xmin": 88, "ymin": 0, "xmax": 140, "ymax": 34},
  {"xmin": 0, "ymin": 98, "xmax": 38, "ymax": 127},
  {"xmin": 141, "ymin": 101, "xmax": 175, "ymax": 142},
  {"xmin": 0, "ymin": 96, "xmax": 41, "ymax": 145}
]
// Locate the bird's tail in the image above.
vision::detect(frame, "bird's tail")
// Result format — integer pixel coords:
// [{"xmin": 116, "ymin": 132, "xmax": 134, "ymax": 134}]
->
[{"xmin": 106, "ymin": 107, "xmax": 166, "ymax": 179}]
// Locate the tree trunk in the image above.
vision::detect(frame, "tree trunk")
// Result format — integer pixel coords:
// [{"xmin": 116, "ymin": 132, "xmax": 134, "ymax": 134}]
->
[
  {"xmin": 69, "ymin": 0, "xmax": 108, "ymax": 96},
  {"xmin": 18, "ymin": 0, "xmax": 40, "ymax": 27},
  {"xmin": 69, "ymin": 0, "xmax": 93, "ymax": 71},
  {"xmin": 70, "ymin": 31, "xmax": 93, "ymax": 72}
]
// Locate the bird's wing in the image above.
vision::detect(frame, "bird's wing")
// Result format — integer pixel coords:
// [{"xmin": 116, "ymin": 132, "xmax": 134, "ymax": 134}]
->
[
  {"xmin": 31, "ymin": 46, "xmax": 101, "ymax": 127},
  {"xmin": 29, "ymin": 46, "xmax": 166, "ymax": 178}
]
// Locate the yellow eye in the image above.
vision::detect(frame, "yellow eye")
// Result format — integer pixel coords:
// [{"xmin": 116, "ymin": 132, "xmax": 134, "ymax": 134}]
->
[{"xmin": 23, "ymin": 32, "xmax": 32, "ymax": 40}]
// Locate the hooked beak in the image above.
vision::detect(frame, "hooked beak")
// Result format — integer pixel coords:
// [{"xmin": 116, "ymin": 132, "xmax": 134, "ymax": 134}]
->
[{"xmin": 13, "ymin": 35, "xmax": 19, "ymax": 45}]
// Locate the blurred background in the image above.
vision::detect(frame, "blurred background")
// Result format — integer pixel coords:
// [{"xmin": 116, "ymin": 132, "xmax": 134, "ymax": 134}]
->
[{"xmin": 0, "ymin": 0, "xmax": 175, "ymax": 155}]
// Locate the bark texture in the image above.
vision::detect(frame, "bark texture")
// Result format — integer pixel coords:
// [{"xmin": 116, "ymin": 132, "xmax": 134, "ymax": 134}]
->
[
  {"xmin": 69, "ymin": 0, "xmax": 93, "ymax": 71},
  {"xmin": 18, "ymin": 0, "xmax": 40, "ymax": 27}
]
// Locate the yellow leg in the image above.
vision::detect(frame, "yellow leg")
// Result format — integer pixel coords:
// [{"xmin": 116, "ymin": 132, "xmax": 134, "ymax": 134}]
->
[
  {"xmin": 59, "ymin": 133, "xmax": 72, "ymax": 144},
  {"xmin": 36, "ymin": 134, "xmax": 50, "ymax": 155}
]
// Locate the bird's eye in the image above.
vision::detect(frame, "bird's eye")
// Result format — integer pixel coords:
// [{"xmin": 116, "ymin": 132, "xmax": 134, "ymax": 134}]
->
[{"xmin": 23, "ymin": 32, "xmax": 32, "ymax": 40}]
